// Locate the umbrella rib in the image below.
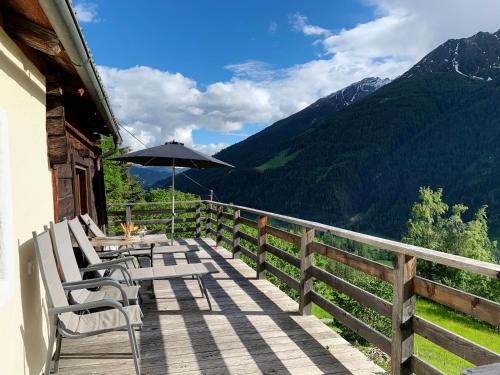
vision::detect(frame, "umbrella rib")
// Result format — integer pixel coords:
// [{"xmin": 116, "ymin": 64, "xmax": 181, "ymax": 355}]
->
[{"xmin": 143, "ymin": 157, "xmax": 157, "ymax": 166}]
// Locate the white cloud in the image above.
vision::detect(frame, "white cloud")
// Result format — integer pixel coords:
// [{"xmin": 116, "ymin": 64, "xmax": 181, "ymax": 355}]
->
[
  {"xmin": 101, "ymin": 0, "xmax": 500, "ymax": 153},
  {"xmin": 322, "ymin": 0, "xmax": 500, "ymax": 63},
  {"xmin": 289, "ymin": 13, "xmax": 331, "ymax": 37},
  {"xmin": 73, "ymin": 2, "xmax": 99, "ymax": 23}
]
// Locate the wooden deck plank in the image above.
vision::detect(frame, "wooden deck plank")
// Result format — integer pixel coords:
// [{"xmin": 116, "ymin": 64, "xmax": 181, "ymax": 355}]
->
[{"xmin": 57, "ymin": 238, "xmax": 385, "ymax": 375}]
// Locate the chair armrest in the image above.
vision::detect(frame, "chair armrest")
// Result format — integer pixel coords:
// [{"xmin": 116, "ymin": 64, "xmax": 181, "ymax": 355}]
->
[
  {"xmin": 98, "ymin": 256, "xmax": 136, "ymax": 266},
  {"xmin": 80, "ymin": 263, "xmax": 134, "ymax": 286},
  {"xmin": 50, "ymin": 299, "xmax": 125, "ymax": 315},
  {"xmin": 62, "ymin": 278, "xmax": 130, "ymax": 306},
  {"xmin": 98, "ymin": 248, "xmax": 132, "ymax": 258},
  {"xmin": 61, "ymin": 277, "xmax": 115, "ymax": 287}
]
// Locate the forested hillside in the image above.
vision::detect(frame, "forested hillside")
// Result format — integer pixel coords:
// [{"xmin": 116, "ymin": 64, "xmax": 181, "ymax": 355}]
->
[{"xmin": 178, "ymin": 29, "xmax": 500, "ymax": 239}]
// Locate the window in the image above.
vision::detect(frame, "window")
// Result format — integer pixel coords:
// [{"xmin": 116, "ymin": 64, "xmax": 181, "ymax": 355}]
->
[{"xmin": 75, "ymin": 166, "xmax": 88, "ymax": 215}]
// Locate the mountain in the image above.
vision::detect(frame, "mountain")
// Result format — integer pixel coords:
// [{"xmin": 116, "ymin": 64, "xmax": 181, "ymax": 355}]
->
[
  {"xmin": 213, "ymin": 77, "xmax": 390, "ymax": 170},
  {"xmin": 129, "ymin": 166, "xmax": 171, "ymax": 189},
  {"xmin": 179, "ymin": 29, "xmax": 500, "ymax": 239},
  {"xmin": 404, "ymin": 30, "xmax": 500, "ymax": 81}
]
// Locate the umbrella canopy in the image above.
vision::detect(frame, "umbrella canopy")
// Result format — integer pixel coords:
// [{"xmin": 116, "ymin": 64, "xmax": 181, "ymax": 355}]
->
[
  {"xmin": 111, "ymin": 141, "xmax": 233, "ymax": 244},
  {"xmin": 112, "ymin": 141, "xmax": 234, "ymax": 168}
]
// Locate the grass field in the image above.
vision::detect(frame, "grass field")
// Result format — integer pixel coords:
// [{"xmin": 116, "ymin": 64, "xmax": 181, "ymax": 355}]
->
[
  {"xmin": 414, "ymin": 299, "xmax": 500, "ymax": 374},
  {"xmin": 313, "ymin": 299, "xmax": 500, "ymax": 374}
]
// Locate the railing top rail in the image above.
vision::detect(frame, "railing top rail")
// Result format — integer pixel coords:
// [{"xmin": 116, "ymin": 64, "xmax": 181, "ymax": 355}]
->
[
  {"xmin": 109, "ymin": 200, "xmax": 203, "ymax": 207},
  {"xmin": 206, "ymin": 200, "xmax": 500, "ymax": 279}
]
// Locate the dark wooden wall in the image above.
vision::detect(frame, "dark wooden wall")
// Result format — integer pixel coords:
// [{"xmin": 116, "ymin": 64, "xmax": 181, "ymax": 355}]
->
[
  {"xmin": 51, "ymin": 135, "xmax": 106, "ymax": 224},
  {"xmin": 46, "ymin": 75, "xmax": 109, "ymax": 226}
]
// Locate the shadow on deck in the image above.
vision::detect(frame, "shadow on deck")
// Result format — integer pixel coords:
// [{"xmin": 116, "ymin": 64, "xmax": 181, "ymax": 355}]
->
[{"xmin": 57, "ymin": 238, "xmax": 385, "ymax": 375}]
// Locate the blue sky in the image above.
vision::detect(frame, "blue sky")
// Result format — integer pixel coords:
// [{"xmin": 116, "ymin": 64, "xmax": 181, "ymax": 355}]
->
[
  {"xmin": 74, "ymin": 1, "xmax": 500, "ymax": 153},
  {"xmin": 81, "ymin": 1, "xmax": 372, "ymax": 82}
]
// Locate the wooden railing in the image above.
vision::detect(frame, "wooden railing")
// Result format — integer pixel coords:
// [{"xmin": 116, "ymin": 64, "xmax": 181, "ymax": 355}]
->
[
  {"xmin": 106, "ymin": 199, "xmax": 500, "ymax": 374},
  {"xmin": 107, "ymin": 200, "xmax": 204, "ymax": 236},
  {"xmin": 203, "ymin": 200, "xmax": 500, "ymax": 375}
]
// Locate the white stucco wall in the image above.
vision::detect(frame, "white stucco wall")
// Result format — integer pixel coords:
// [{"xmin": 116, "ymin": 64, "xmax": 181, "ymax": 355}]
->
[{"xmin": 0, "ymin": 27, "xmax": 54, "ymax": 374}]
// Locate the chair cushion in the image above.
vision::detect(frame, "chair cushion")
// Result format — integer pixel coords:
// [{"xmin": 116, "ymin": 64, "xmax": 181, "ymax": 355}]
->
[{"xmin": 69, "ymin": 305, "xmax": 143, "ymax": 335}]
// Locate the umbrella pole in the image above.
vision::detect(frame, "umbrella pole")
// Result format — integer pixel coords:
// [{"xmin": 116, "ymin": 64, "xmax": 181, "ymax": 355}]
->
[{"xmin": 171, "ymin": 160, "xmax": 175, "ymax": 245}]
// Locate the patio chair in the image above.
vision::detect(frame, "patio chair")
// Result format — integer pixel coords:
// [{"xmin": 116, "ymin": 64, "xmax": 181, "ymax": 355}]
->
[
  {"xmin": 80, "ymin": 213, "xmax": 201, "ymax": 263},
  {"xmin": 50, "ymin": 221, "xmax": 141, "ymax": 305},
  {"xmin": 68, "ymin": 218, "xmax": 218, "ymax": 310},
  {"xmin": 33, "ymin": 229, "xmax": 143, "ymax": 375}
]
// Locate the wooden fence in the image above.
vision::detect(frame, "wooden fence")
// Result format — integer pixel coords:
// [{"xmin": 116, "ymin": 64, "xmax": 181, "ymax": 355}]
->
[
  {"xmin": 107, "ymin": 200, "xmax": 203, "ymax": 236},
  {"xmin": 107, "ymin": 199, "xmax": 500, "ymax": 374},
  {"xmin": 205, "ymin": 200, "xmax": 500, "ymax": 375}
]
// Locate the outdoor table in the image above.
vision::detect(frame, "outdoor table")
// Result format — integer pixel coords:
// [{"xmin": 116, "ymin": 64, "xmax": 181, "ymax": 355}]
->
[{"xmin": 90, "ymin": 234, "xmax": 169, "ymax": 263}]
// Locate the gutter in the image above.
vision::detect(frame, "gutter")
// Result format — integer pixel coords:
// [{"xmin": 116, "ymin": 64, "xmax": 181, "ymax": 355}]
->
[{"xmin": 38, "ymin": 0, "xmax": 122, "ymax": 144}]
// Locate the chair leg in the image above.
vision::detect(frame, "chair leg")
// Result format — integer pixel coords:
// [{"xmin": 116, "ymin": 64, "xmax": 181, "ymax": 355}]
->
[
  {"xmin": 45, "ymin": 316, "xmax": 57, "ymax": 375},
  {"xmin": 199, "ymin": 276, "xmax": 212, "ymax": 311},
  {"xmin": 53, "ymin": 332, "xmax": 63, "ymax": 373},
  {"xmin": 127, "ymin": 325, "xmax": 141, "ymax": 375}
]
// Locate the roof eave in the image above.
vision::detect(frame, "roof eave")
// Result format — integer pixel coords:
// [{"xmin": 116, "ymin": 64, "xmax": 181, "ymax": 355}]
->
[{"xmin": 38, "ymin": 0, "xmax": 122, "ymax": 144}]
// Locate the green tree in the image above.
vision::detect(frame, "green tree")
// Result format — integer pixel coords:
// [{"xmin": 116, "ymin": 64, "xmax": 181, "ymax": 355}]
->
[
  {"xmin": 403, "ymin": 187, "xmax": 498, "ymax": 300},
  {"xmin": 99, "ymin": 136, "xmax": 144, "ymax": 204}
]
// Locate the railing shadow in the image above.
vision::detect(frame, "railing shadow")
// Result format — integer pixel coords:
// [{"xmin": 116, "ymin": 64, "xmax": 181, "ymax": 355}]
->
[{"xmin": 140, "ymin": 237, "xmax": 365, "ymax": 374}]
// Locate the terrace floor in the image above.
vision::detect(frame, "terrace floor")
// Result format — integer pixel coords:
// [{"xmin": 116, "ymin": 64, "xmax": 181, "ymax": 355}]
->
[{"xmin": 57, "ymin": 238, "xmax": 385, "ymax": 375}]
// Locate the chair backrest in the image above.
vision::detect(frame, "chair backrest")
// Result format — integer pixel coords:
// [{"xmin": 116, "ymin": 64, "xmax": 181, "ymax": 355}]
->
[
  {"xmin": 33, "ymin": 229, "xmax": 80, "ymax": 333},
  {"xmin": 32, "ymin": 230, "xmax": 69, "ymax": 310},
  {"xmin": 80, "ymin": 213, "xmax": 106, "ymax": 237},
  {"xmin": 50, "ymin": 221, "xmax": 91, "ymax": 303},
  {"xmin": 68, "ymin": 217, "xmax": 105, "ymax": 277}
]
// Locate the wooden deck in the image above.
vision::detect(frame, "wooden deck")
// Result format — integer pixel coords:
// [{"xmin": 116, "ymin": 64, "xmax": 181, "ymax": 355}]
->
[{"xmin": 58, "ymin": 238, "xmax": 385, "ymax": 375}]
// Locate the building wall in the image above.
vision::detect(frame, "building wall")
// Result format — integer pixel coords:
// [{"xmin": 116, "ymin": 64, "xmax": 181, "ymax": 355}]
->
[{"xmin": 0, "ymin": 27, "xmax": 53, "ymax": 374}]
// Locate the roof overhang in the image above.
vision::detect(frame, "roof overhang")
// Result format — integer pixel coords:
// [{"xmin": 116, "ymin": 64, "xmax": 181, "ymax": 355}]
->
[{"xmin": 38, "ymin": 0, "xmax": 121, "ymax": 143}]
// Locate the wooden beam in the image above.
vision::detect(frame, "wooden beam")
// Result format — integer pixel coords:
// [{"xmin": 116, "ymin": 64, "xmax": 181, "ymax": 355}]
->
[
  {"xmin": 232, "ymin": 209, "xmax": 241, "ymax": 259},
  {"xmin": 391, "ymin": 254, "xmax": 416, "ymax": 375},
  {"xmin": 65, "ymin": 121, "xmax": 99, "ymax": 151},
  {"xmin": 4, "ymin": 11, "xmax": 61, "ymax": 56},
  {"xmin": 238, "ymin": 216, "xmax": 257, "ymax": 229},
  {"xmin": 299, "ymin": 226, "xmax": 315, "ymax": 315},
  {"xmin": 195, "ymin": 202, "xmax": 201, "ymax": 238},
  {"xmin": 266, "ymin": 243, "xmax": 300, "ymax": 268},
  {"xmin": 265, "ymin": 263, "xmax": 300, "ymax": 291},
  {"xmin": 267, "ymin": 225, "xmax": 301, "ymax": 246},
  {"xmin": 257, "ymin": 215, "xmax": 268, "ymax": 279},
  {"xmin": 311, "ymin": 291, "xmax": 392, "ymax": 355},
  {"xmin": 310, "ymin": 265, "xmax": 392, "ymax": 318},
  {"xmin": 413, "ymin": 316, "xmax": 500, "ymax": 366},
  {"xmin": 311, "ymin": 240, "xmax": 500, "ymax": 326},
  {"xmin": 210, "ymin": 201, "xmax": 500, "ymax": 278},
  {"xmin": 205, "ymin": 202, "xmax": 212, "ymax": 237},
  {"xmin": 239, "ymin": 245, "xmax": 257, "ymax": 262},
  {"xmin": 238, "ymin": 230, "xmax": 257, "ymax": 246},
  {"xmin": 215, "ymin": 205, "xmax": 223, "ymax": 246}
]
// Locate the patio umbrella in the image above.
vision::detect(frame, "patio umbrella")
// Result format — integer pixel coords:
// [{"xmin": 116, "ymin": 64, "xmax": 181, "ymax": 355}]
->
[{"xmin": 112, "ymin": 140, "xmax": 233, "ymax": 244}]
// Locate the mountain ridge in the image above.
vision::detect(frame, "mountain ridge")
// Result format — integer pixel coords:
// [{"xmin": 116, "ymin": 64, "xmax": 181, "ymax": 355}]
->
[{"xmin": 177, "ymin": 28, "xmax": 500, "ymax": 239}]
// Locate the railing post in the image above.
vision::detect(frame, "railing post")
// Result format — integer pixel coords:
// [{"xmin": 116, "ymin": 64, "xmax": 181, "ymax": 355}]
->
[
  {"xmin": 195, "ymin": 202, "xmax": 201, "ymax": 238},
  {"xmin": 257, "ymin": 215, "xmax": 268, "ymax": 279},
  {"xmin": 205, "ymin": 201, "xmax": 211, "ymax": 238},
  {"xmin": 232, "ymin": 209, "xmax": 241, "ymax": 258},
  {"xmin": 215, "ymin": 205, "xmax": 223, "ymax": 246},
  {"xmin": 299, "ymin": 226, "xmax": 315, "ymax": 315},
  {"xmin": 391, "ymin": 254, "xmax": 416, "ymax": 375},
  {"xmin": 125, "ymin": 205, "xmax": 132, "ymax": 225}
]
